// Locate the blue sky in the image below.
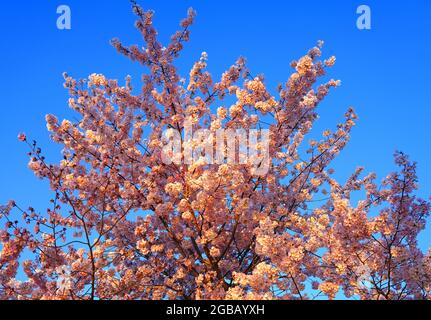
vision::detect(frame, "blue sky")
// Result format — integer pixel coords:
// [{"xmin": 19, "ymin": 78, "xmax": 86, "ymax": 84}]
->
[{"xmin": 0, "ymin": 0, "xmax": 430, "ymax": 249}]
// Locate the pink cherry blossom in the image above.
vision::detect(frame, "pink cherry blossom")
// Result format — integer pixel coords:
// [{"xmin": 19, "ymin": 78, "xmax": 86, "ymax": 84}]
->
[{"xmin": 1, "ymin": 3, "xmax": 430, "ymax": 300}]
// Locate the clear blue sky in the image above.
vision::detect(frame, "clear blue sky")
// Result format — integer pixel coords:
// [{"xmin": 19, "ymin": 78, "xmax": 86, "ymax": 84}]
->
[{"xmin": 0, "ymin": 1, "xmax": 430, "ymax": 249}]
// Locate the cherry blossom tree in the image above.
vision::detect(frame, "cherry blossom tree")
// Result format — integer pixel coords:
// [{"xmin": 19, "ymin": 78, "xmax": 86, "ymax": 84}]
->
[{"xmin": 1, "ymin": 3, "xmax": 430, "ymax": 300}]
